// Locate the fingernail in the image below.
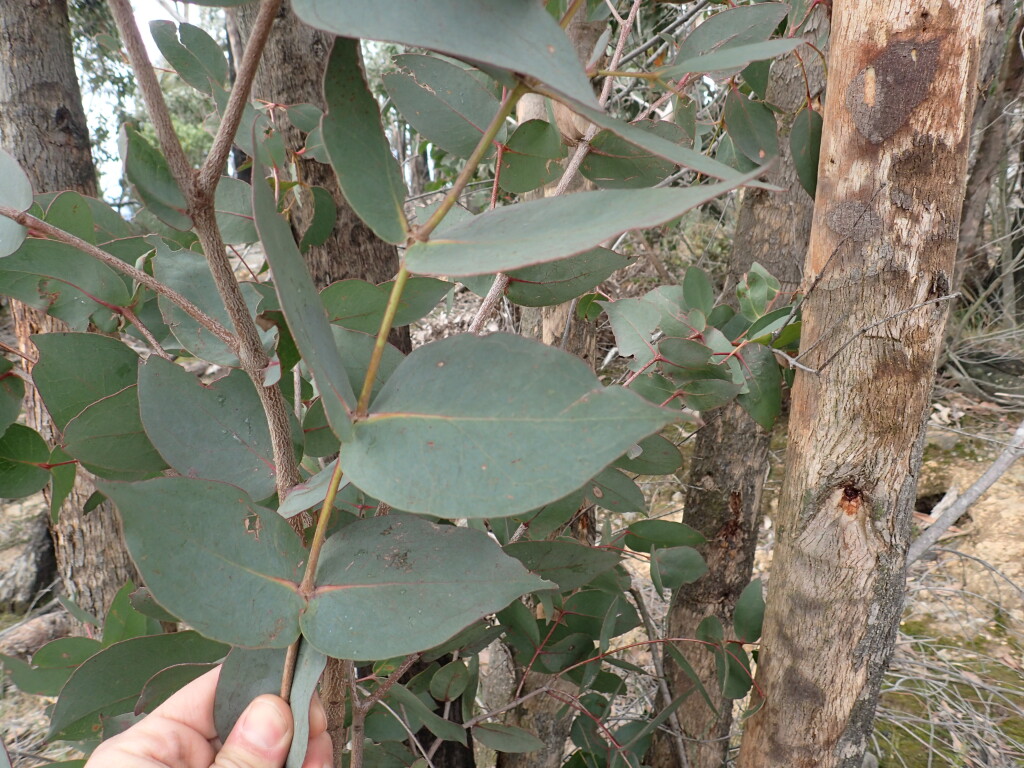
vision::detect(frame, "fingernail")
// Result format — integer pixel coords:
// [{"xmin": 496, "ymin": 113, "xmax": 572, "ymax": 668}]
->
[{"xmin": 239, "ymin": 697, "xmax": 290, "ymax": 750}]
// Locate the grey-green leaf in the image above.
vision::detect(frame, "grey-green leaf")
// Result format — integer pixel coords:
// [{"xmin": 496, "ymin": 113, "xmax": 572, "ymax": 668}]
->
[
  {"xmin": 138, "ymin": 358, "xmax": 277, "ymax": 500},
  {"xmin": 100, "ymin": 478, "xmax": 306, "ymax": 648},
  {"xmin": 292, "ymin": 0, "xmax": 597, "ymax": 107},
  {"xmin": 791, "ymin": 105, "xmax": 823, "ymax": 198},
  {"xmin": 302, "ymin": 514, "xmax": 552, "ymax": 660},
  {"xmin": 0, "ymin": 149, "xmax": 32, "ymax": 257},
  {"xmin": 340, "ymin": 334, "xmax": 675, "ymax": 518},
  {"xmin": 407, "ymin": 180, "xmax": 750, "ymax": 277},
  {"xmin": 323, "ymin": 39, "xmax": 409, "ymax": 244}
]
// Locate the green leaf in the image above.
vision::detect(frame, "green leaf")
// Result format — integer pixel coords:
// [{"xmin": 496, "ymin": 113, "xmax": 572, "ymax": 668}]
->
[
  {"xmin": 215, "ymin": 177, "xmax": 258, "ymax": 244},
  {"xmin": 320, "ymin": 277, "xmax": 450, "ymax": 334},
  {"xmin": 292, "ymin": 0, "xmax": 597, "ymax": 108},
  {"xmin": 48, "ymin": 632, "xmax": 227, "ymax": 741},
  {"xmin": 601, "ymin": 298, "xmax": 661, "ymax": 369},
  {"xmin": 129, "ymin": 587, "xmax": 179, "ymax": 624},
  {"xmin": 0, "ymin": 360, "xmax": 24, "ymax": 436},
  {"xmin": 624, "ymin": 520, "xmax": 704, "ymax": 553},
  {"xmin": 387, "ymin": 683, "xmax": 468, "ymax": 746},
  {"xmin": 498, "ymin": 120, "xmax": 566, "ymax": 194},
  {"xmin": 724, "ymin": 90, "xmax": 778, "ymax": 163},
  {"xmin": 301, "ymin": 399, "xmax": 339, "ymax": 458},
  {"xmin": 580, "ymin": 122, "xmax": 683, "ymax": 189},
  {"xmin": 48, "ymin": 447, "xmax": 76, "ymax": 523},
  {"xmin": 660, "ymin": 38, "xmax": 803, "ymax": 80},
  {"xmin": 384, "ymin": 54, "xmax": 502, "ymax": 158},
  {"xmin": 103, "ymin": 581, "xmax": 160, "ymax": 646},
  {"xmin": 429, "ymin": 659, "xmax": 470, "ymax": 702},
  {"xmin": 611, "ymin": 434, "xmax": 682, "ymax": 475},
  {"xmin": 135, "ymin": 663, "xmax": 218, "ymax": 714},
  {"xmin": 672, "ymin": 3, "xmax": 790, "ymax": 78},
  {"xmin": 736, "ymin": 262, "xmax": 781, "ymax": 320},
  {"xmin": 297, "ymin": 186, "xmax": 337, "ymax": 252},
  {"xmin": 652, "ymin": 547, "xmax": 707, "ymax": 589},
  {"xmin": 150, "ymin": 21, "xmax": 227, "ymax": 94},
  {"xmin": 407, "ymin": 180, "xmax": 747, "ymax": 277},
  {"xmin": 100, "ymin": 478, "xmax": 306, "ymax": 648},
  {"xmin": 0, "ymin": 149, "xmax": 31, "ymax": 257},
  {"xmin": 340, "ymin": 334, "xmax": 675, "ymax": 518},
  {"xmin": 1, "ymin": 637, "xmax": 101, "ymax": 696},
  {"xmin": 322, "ymin": 39, "xmax": 409, "ymax": 244},
  {"xmin": 302, "ymin": 514, "xmax": 551, "ymax": 660},
  {"xmin": 0, "ymin": 240, "xmax": 131, "ymax": 330},
  {"xmin": 43, "ymin": 191, "xmax": 96, "ymax": 244},
  {"xmin": 63, "ymin": 387, "xmax": 168, "ymax": 480},
  {"xmin": 252, "ymin": 158, "xmax": 355, "ymax": 442},
  {"xmin": 0, "ymin": 425, "xmax": 53, "ymax": 499},
  {"xmin": 139, "ymin": 358, "xmax": 277, "ymax": 500},
  {"xmin": 278, "ymin": 460, "xmax": 343, "ymax": 518},
  {"xmin": 32, "ymin": 334, "xmax": 138, "ymax": 433},
  {"xmin": 151, "ymin": 239, "xmax": 263, "ymax": 366},
  {"xmin": 791, "ymin": 105, "xmax": 823, "ymax": 198},
  {"xmin": 285, "ymin": 643, "xmax": 327, "ymax": 768},
  {"xmin": 504, "ymin": 540, "xmax": 620, "ymax": 593},
  {"xmin": 463, "ymin": 248, "xmax": 628, "ymax": 308},
  {"xmin": 735, "ymin": 343, "xmax": 782, "ymax": 429},
  {"xmin": 682, "ymin": 267, "xmax": 714, "ymax": 316},
  {"xmin": 678, "ymin": 377, "xmax": 743, "ymax": 413},
  {"xmin": 734, "ymin": 578, "xmax": 765, "ymax": 643},
  {"xmin": 214, "ymin": 647, "xmax": 287, "ymax": 742},
  {"xmin": 473, "ymin": 723, "xmax": 545, "ymax": 754},
  {"xmin": 584, "ymin": 467, "xmax": 646, "ymax": 514},
  {"xmin": 120, "ymin": 125, "xmax": 191, "ymax": 230}
]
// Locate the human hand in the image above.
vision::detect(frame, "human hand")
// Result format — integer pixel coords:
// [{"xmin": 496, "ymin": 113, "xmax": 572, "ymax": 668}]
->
[{"xmin": 86, "ymin": 666, "xmax": 332, "ymax": 768}]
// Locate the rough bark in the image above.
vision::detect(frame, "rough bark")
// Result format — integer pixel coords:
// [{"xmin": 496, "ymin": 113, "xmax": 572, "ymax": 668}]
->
[
  {"xmin": 0, "ymin": 0, "xmax": 138, "ymax": 623},
  {"xmin": 648, "ymin": 11, "xmax": 828, "ymax": 767},
  {"xmin": 736, "ymin": 3, "xmax": 985, "ymax": 767},
  {"xmin": 231, "ymin": 2, "xmax": 408, "ymax": 327}
]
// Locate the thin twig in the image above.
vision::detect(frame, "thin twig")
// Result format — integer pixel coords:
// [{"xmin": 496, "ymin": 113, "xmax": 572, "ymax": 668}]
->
[
  {"xmin": 107, "ymin": 0, "xmax": 196, "ymax": 198},
  {"xmin": 629, "ymin": 586, "xmax": 691, "ymax": 768},
  {"xmin": 357, "ymin": 653, "xmax": 423, "ymax": 712},
  {"xmin": 198, "ymin": 0, "xmax": 282, "ymax": 196},
  {"xmin": 0, "ymin": 207, "xmax": 236, "ymax": 348},
  {"xmin": 121, "ymin": 306, "xmax": 173, "ymax": 360},
  {"xmin": 907, "ymin": 415, "xmax": 1024, "ymax": 564}
]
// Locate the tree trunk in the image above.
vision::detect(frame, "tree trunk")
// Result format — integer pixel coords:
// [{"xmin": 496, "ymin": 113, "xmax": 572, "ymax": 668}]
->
[
  {"xmin": 231, "ymin": 5, "xmax": 419, "ymax": 764},
  {"xmin": 737, "ymin": 3, "xmax": 985, "ymax": 767},
  {"xmin": 648, "ymin": 10, "xmax": 829, "ymax": 767},
  {"xmin": 0, "ymin": 0, "xmax": 138, "ymax": 624}
]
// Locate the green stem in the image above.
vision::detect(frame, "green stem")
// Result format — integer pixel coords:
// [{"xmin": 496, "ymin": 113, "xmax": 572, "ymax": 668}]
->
[
  {"xmin": 416, "ymin": 83, "xmax": 528, "ymax": 242},
  {"xmin": 356, "ymin": 266, "xmax": 410, "ymax": 416},
  {"xmin": 559, "ymin": 0, "xmax": 586, "ymax": 28},
  {"xmin": 281, "ymin": 458, "xmax": 346, "ymax": 700}
]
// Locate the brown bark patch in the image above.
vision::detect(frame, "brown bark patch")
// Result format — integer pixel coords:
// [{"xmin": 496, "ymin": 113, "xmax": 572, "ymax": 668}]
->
[
  {"xmin": 846, "ymin": 38, "xmax": 943, "ymax": 144},
  {"xmin": 839, "ymin": 485, "xmax": 863, "ymax": 516}
]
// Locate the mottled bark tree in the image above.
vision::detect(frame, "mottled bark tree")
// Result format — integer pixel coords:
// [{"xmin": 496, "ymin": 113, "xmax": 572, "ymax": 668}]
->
[
  {"xmin": 0, "ymin": 0, "xmax": 138, "ymax": 622},
  {"xmin": 648, "ymin": 9, "xmax": 830, "ymax": 767},
  {"xmin": 737, "ymin": 3, "xmax": 985, "ymax": 767}
]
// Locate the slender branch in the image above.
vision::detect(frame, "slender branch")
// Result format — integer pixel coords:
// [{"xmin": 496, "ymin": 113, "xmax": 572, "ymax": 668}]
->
[
  {"xmin": 107, "ymin": 0, "xmax": 196, "ymax": 198},
  {"xmin": 356, "ymin": 267, "xmax": 410, "ymax": 416},
  {"xmin": 907, "ymin": 416, "xmax": 1024, "ymax": 564},
  {"xmin": 0, "ymin": 338, "xmax": 36, "ymax": 365},
  {"xmin": 356, "ymin": 653, "xmax": 423, "ymax": 712},
  {"xmin": 0, "ymin": 207, "xmax": 236, "ymax": 348},
  {"xmin": 198, "ymin": 0, "xmax": 282, "ymax": 196},
  {"xmin": 121, "ymin": 307, "xmax": 173, "ymax": 360},
  {"xmin": 280, "ymin": 640, "xmax": 300, "ymax": 702},
  {"xmin": 630, "ymin": 586, "xmax": 691, "ymax": 768},
  {"xmin": 416, "ymin": 84, "xmax": 528, "ymax": 241}
]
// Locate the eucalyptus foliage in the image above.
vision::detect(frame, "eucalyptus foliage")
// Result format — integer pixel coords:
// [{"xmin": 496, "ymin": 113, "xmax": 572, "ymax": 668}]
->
[{"xmin": 0, "ymin": 1, "xmax": 817, "ymax": 765}]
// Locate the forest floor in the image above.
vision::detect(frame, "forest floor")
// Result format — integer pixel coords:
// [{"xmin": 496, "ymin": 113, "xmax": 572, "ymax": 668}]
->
[{"xmin": 1, "ymin": 282, "xmax": 1022, "ymax": 767}]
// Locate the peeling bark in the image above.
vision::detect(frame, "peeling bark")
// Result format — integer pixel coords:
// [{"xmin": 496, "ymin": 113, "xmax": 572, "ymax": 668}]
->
[{"xmin": 736, "ymin": 3, "xmax": 985, "ymax": 767}]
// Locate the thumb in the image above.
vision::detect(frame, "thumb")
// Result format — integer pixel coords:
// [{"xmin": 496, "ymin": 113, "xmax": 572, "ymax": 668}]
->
[{"xmin": 213, "ymin": 695, "xmax": 293, "ymax": 768}]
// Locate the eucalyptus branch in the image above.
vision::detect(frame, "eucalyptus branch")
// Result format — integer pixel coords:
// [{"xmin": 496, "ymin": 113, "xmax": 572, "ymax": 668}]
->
[
  {"xmin": 0, "ymin": 207, "xmax": 236, "ymax": 348},
  {"xmin": 356, "ymin": 653, "xmax": 423, "ymax": 713},
  {"xmin": 356, "ymin": 267, "xmax": 410, "ymax": 416},
  {"xmin": 107, "ymin": 0, "xmax": 196, "ymax": 198},
  {"xmin": 121, "ymin": 307, "xmax": 173, "ymax": 360},
  {"xmin": 198, "ymin": 0, "xmax": 282, "ymax": 196},
  {"xmin": 469, "ymin": 0, "xmax": 643, "ymax": 334}
]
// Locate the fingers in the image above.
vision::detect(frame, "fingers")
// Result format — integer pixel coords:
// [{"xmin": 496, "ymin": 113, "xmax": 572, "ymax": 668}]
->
[{"xmin": 212, "ymin": 695, "xmax": 293, "ymax": 768}]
